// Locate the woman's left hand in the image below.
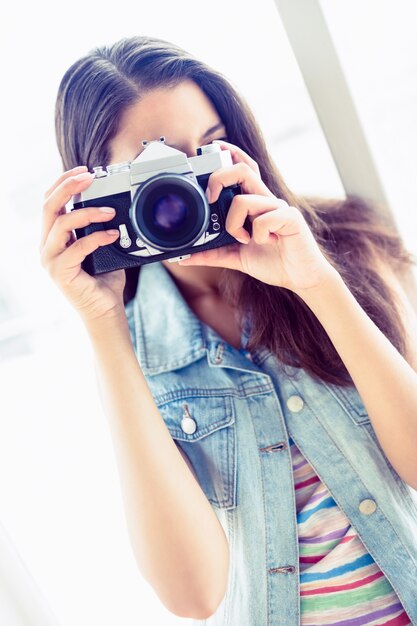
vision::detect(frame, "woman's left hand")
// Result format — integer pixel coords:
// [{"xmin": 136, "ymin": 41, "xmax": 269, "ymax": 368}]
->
[{"xmin": 178, "ymin": 140, "xmax": 337, "ymax": 293}]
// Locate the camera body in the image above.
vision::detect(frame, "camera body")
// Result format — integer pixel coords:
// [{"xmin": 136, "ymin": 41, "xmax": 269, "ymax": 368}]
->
[{"xmin": 72, "ymin": 138, "xmax": 244, "ymax": 275}]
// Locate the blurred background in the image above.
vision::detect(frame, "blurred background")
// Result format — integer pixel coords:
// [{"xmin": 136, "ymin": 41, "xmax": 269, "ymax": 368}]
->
[{"xmin": 0, "ymin": 0, "xmax": 416, "ymax": 624}]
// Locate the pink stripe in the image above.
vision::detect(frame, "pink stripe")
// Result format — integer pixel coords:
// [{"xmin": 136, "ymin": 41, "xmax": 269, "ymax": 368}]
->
[
  {"xmin": 300, "ymin": 555, "xmax": 323, "ymax": 564},
  {"xmin": 295, "ymin": 475, "xmax": 320, "ymax": 490}
]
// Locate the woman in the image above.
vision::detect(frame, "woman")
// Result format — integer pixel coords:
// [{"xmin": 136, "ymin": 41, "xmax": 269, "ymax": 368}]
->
[{"xmin": 40, "ymin": 35, "xmax": 417, "ymax": 624}]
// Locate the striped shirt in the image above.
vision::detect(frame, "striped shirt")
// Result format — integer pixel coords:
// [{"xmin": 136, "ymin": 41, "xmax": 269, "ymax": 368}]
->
[{"xmin": 289, "ymin": 437, "xmax": 412, "ymax": 625}]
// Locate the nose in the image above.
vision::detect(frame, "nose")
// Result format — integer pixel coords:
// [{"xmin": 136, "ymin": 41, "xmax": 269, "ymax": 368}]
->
[
  {"xmin": 170, "ymin": 140, "xmax": 198, "ymax": 157},
  {"xmin": 182, "ymin": 143, "xmax": 198, "ymax": 157}
]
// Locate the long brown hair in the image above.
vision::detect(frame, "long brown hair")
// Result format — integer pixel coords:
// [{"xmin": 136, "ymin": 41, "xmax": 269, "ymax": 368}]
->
[{"xmin": 55, "ymin": 35, "xmax": 415, "ymax": 386}]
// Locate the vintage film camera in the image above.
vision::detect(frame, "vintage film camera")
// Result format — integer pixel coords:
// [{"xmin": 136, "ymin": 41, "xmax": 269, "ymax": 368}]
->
[{"xmin": 72, "ymin": 137, "xmax": 246, "ymax": 275}]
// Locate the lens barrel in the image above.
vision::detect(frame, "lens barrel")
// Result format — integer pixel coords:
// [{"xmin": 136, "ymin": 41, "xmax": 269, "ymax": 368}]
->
[{"xmin": 130, "ymin": 173, "xmax": 209, "ymax": 251}]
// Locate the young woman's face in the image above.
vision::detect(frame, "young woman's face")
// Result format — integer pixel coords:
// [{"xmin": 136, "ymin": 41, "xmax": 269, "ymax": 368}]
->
[{"xmin": 109, "ymin": 79, "xmax": 227, "ymax": 164}]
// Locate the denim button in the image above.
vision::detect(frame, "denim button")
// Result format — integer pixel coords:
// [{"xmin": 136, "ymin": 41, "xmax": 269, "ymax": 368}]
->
[
  {"xmin": 359, "ymin": 498, "xmax": 377, "ymax": 515},
  {"xmin": 181, "ymin": 416, "xmax": 197, "ymax": 434},
  {"xmin": 286, "ymin": 395, "xmax": 304, "ymax": 412}
]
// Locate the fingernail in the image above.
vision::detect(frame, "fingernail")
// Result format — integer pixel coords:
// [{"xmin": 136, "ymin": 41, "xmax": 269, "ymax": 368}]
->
[
  {"xmin": 236, "ymin": 237, "xmax": 249, "ymax": 244},
  {"xmin": 106, "ymin": 229, "xmax": 119, "ymax": 236},
  {"xmin": 206, "ymin": 187, "xmax": 212, "ymax": 204},
  {"xmin": 99, "ymin": 207, "xmax": 115, "ymax": 213},
  {"xmin": 74, "ymin": 172, "xmax": 93, "ymax": 182}
]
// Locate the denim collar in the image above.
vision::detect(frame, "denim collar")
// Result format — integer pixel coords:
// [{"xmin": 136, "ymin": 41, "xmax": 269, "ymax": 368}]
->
[{"xmin": 131, "ymin": 261, "xmax": 255, "ymax": 376}]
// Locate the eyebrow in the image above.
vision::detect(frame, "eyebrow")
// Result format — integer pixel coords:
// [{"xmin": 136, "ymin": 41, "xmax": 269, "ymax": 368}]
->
[{"xmin": 200, "ymin": 122, "xmax": 226, "ymax": 141}]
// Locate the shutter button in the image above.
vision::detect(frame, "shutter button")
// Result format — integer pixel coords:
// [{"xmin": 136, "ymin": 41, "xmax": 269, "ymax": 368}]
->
[
  {"xmin": 181, "ymin": 404, "xmax": 197, "ymax": 435},
  {"xmin": 286, "ymin": 395, "xmax": 304, "ymax": 412}
]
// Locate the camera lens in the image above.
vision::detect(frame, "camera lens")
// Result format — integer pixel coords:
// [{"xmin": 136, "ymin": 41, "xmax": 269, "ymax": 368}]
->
[
  {"xmin": 130, "ymin": 174, "xmax": 209, "ymax": 251},
  {"xmin": 152, "ymin": 193, "xmax": 188, "ymax": 231}
]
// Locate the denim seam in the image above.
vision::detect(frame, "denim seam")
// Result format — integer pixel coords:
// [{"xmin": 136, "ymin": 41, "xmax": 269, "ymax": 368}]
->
[
  {"xmin": 286, "ymin": 435, "xmax": 300, "ymax": 625},
  {"xmin": 323, "ymin": 381, "xmax": 370, "ymax": 421},
  {"xmin": 154, "ymin": 384, "xmax": 275, "ymax": 406},
  {"xmin": 224, "ymin": 509, "xmax": 235, "ymax": 626},
  {"xmin": 221, "ymin": 398, "xmax": 234, "ymax": 508},
  {"xmin": 230, "ymin": 400, "xmax": 237, "ymax": 509},
  {"xmin": 144, "ymin": 351, "xmax": 206, "ymax": 374},
  {"xmin": 248, "ymin": 392, "xmax": 271, "ymax": 625}
]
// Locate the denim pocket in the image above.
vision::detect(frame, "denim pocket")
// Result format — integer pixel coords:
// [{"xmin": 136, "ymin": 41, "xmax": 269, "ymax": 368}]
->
[{"xmin": 157, "ymin": 393, "xmax": 237, "ymax": 509}]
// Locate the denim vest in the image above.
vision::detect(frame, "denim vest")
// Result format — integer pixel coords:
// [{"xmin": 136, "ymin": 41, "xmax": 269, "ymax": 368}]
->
[{"xmin": 125, "ymin": 261, "xmax": 417, "ymax": 625}]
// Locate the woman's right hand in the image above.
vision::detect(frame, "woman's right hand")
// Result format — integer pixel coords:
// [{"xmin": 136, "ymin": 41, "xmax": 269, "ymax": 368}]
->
[{"xmin": 40, "ymin": 166, "xmax": 127, "ymax": 324}]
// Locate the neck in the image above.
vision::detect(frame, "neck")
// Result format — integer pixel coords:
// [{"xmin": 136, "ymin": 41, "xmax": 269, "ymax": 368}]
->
[{"xmin": 161, "ymin": 260, "xmax": 224, "ymax": 301}]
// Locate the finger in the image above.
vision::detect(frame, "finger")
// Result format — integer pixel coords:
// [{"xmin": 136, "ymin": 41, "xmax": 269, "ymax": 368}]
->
[
  {"xmin": 40, "ymin": 172, "xmax": 94, "ymax": 250},
  {"xmin": 44, "ymin": 166, "xmax": 89, "ymax": 199},
  {"xmin": 225, "ymin": 195, "xmax": 289, "ymax": 243},
  {"xmin": 41, "ymin": 206, "xmax": 116, "ymax": 265},
  {"xmin": 212, "ymin": 140, "xmax": 260, "ymax": 175},
  {"xmin": 178, "ymin": 243, "xmax": 242, "ymax": 271},
  {"xmin": 47, "ymin": 229, "xmax": 120, "ymax": 282},
  {"xmin": 207, "ymin": 162, "xmax": 274, "ymax": 205},
  {"xmin": 251, "ymin": 205, "xmax": 306, "ymax": 244}
]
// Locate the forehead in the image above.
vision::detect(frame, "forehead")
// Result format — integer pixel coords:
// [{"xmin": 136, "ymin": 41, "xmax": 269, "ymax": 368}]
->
[{"xmin": 109, "ymin": 80, "xmax": 222, "ymax": 162}]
